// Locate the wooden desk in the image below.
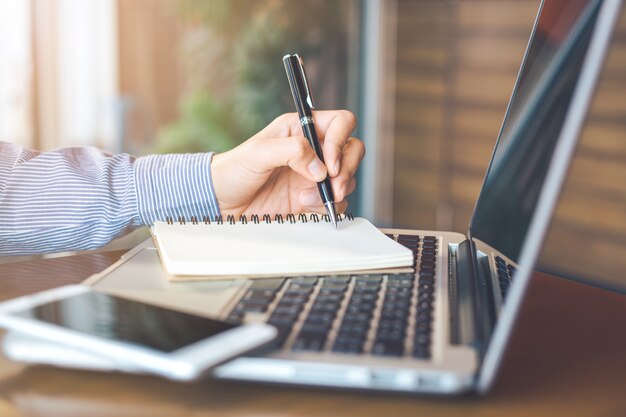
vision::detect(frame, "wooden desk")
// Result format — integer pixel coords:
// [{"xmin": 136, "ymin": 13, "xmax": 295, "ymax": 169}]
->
[{"xmin": 0, "ymin": 251, "xmax": 624, "ymax": 417}]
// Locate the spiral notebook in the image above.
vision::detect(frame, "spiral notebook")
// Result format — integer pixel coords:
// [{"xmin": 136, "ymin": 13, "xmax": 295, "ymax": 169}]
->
[{"xmin": 151, "ymin": 214, "xmax": 413, "ymax": 279}]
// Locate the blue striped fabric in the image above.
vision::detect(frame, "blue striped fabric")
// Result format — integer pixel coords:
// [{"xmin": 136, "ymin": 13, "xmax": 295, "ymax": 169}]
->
[{"xmin": 0, "ymin": 142, "xmax": 220, "ymax": 256}]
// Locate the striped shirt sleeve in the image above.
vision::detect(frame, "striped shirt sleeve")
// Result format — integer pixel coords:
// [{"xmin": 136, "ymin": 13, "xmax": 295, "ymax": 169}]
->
[{"xmin": 0, "ymin": 142, "xmax": 221, "ymax": 256}]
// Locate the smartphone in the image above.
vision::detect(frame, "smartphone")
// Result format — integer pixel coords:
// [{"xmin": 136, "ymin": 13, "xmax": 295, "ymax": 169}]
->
[{"xmin": 0, "ymin": 285, "xmax": 276, "ymax": 381}]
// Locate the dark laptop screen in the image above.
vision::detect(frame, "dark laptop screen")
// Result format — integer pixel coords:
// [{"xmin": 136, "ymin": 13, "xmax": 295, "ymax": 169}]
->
[{"xmin": 469, "ymin": 0, "xmax": 600, "ymax": 262}]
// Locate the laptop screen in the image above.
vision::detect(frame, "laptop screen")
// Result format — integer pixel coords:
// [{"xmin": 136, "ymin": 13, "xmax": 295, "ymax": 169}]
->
[
  {"xmin": 473, "ymin": 0, "xmax": 620, "ymax": 392},
  {"xmin": 468, "ymin": 0, "xmax": 600, "ymax": 263}
]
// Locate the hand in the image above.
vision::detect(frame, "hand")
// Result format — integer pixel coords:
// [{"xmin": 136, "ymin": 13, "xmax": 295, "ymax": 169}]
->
[{"xmin": 210, "ymin": 110, "xmax": 365, "ymax": 217}]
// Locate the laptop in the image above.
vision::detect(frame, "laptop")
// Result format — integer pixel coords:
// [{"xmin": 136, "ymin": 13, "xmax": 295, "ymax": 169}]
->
[{"xmin": 6, "ymin": 0, "xmax": 621, "ymax": 394}]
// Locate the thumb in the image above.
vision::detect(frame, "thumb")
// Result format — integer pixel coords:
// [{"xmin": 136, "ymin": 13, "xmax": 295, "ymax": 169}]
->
[{"xmin": 244, "ymin": 135, "xmax": 327, "ymax": 182}]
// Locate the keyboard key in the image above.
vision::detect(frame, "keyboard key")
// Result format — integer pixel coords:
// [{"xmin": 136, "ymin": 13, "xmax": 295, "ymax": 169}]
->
[
  {"xmin": 292, "ymin": 333, "xmax": 326, "ymax": 352},
  {"xmin": 279, "ymin": 295, "xmax": 309, "ymax": 306},
  {"xmin": 233, "ymin": 303, "xmax": 267, "ymax": 314},
  {"xmin": 377, "ymin": 319, "xmax": 406, "ymax": 333},
  {"xmin": 324, "ymin": 276, "xmax": 351, "ymax": 285},
  {"xmin": 345, "ymin": 304, "xmax": 374, "ymax": 318},
  {"xmin": 413, "ymin": 346, "xmax": 430, "ymax": 359},
  {"xmin": 335, "ymin": 331, "xmax": 366, "ymax": 343},
  {"xmin": 386, "ymin": 290, "xmax": 412, "ymax": 300},
  {"xmin": 345, "ymin": 311, "xmax": 374, "ymax": 323},
  {"xmin": 289, "ymin": 283, "xmax": 316, "ymax": 291},
  {"xmin": 421, "ymin": 254, "xmax": 437, "ymax": 262},
  {"xmin": 354, "ymin": 275, "xmax": 383, "ymax": 284},
  {"xmin": 332, "ymin": 340, "xmax": 364, "ymax": 354},
  {"xmin": 416, "ymin": 310, "xmax": 431, "ymax": 321},
  {"xmin": 376, "ymin": 327, "xmax": 405, "ymax": 342},
  {"xmin": 418, "ymin": 291, "xmax": 433, "ymax": 303},
  {"xmin": 418, "ymin": 283, "xmax": 434, "ymax": 294},
  {"xmin": 385, "ymin": 292, "xmax": 411, "ymax": 301},
  {"xmin": 251, "ymin": 278, "xmax": 285, "ymax": 290},
  {"xmin": 415, "ymin": 320, "xmax": 430, "ymax": 333},
  {"xmin": 318, "ymin": 287, "xmax": 347, "ymax": 295},
  {"xmin": 387, "ymin": 280, "xmax": 413, "ymax": 289},
  {"xmin": 300, "ymin": 321, "xmax": 332, "ymax": 334},
  {"xmin": 397, "ymin": 237, "xmax": 419, "ymax": 249},
  {"xmin": 352, "ymin": 287, "xmax": 380, "ymax": 296},
  {"xmin": 372, "ymin": 340, "xmax": 404, "ymax": 356},
  {"xmin": 380, "ymin": 309, "xmax": 407, "ymax": 321},
  {"xmin": 388, "ymin": 272, "xmax": 414, "ymax": 280},
  {"xmin": 244, "ymin": 288, "xmax": 276, "ymax": 300},
  {"xmin": 346, "ymin": 298, "xmax": 376, "ymax": 309},
  {"xmin": 338, "ymin": 321, "xmax": 369, "ymax": 335},
  {"xmin": 349, "ymin": 292, "xmax": 379, "ymax": 303},
  {"xmin": 382, "ymin": 301, "xmax": 411, "ymax": 311},
  {"xmin": 414, "ymin": 332, "xmax": 430, "ymax": 347},
  {"xmin": 284, "ymin": 287, "xmax": 313, "ymax": 296},
  {"xmin": 507, "ymin": 265, "xmax": 517, "ymax": 277},
  {"xmin": 310, "ymin": 302, "xmax": 341, "ymax": 314},
  {"xmin": 268, "ymin": 313, "xmax": 298, "ymax": 327},
  {"xmin": 419, "ymin": 276, "xmax": 435, "ymax": 286},
  {"xmin": 290, "ymin": 276, "xmax": 318, "ymax": 285},
  {"xmin": 315, "ymin": 293, "xmax": 344, "ymax": 303},
  {"xmin": 273, "ymin": 304, "xmax": 303, "ymax": 316}
]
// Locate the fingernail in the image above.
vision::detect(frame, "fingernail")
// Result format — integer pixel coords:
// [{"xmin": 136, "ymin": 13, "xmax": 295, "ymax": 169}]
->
[
  {"xmin": 300, "ymin": 188, "xmax": 320, "ymax": 206},
  {"xmin": 333, "ymin": 160, "xmax": 340, "ymax": 176},
  {"xmin": 308, "ymin": 159, "xmax": 326, "ymax": 180}
]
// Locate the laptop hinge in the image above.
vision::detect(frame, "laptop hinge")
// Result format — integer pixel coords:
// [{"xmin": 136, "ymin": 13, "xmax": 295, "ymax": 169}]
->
[{"xmin": 450, "ymin": 239, "xmax": 495, "ymax": 355}]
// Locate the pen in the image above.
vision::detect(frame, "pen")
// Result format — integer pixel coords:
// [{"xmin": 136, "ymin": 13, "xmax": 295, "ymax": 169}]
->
[{"xmin": 283, "ymin": 53, "xmax": 338, "ymax": 229}]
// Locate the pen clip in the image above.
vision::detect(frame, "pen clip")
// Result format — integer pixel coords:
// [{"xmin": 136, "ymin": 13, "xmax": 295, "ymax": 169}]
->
[{"xmin": 295, "ymin": 54, "xmax": 315, "ymax": 109}]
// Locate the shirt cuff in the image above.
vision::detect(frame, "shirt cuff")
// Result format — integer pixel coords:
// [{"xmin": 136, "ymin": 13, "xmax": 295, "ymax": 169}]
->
[{"xmin": 134, "ymin": 152, "xmax": 221, "ymax": 225}]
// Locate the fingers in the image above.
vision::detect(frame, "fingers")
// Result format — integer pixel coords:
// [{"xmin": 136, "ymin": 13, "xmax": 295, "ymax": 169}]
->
[
  {"xmin": 338, "ymin": 178, "xmax": 357, "ymax": 202},
  {"xmin": 315, "ymin": 110, "xmax": 357, "ymax": 177},
  {"xmin": 266, "ymin": 111, "xmax": 357, "ymax": 177},
  {"xmin": 298, "ymin": 136, "xmax": 363, "ymax": 208},
  {"xmin": 330, "ymin": 137, "xmax": 365, "ymax": 201},
  {"xmin": 298, "ymin": 188, "xmax": 349, "ymax": 215},
  {"xmin": 244, "ymin": 135, "xmax": 327, "ymax": 183},
  {"xmin": 298, "ymin": 177, "xmax": 355, "ymax": 210}
]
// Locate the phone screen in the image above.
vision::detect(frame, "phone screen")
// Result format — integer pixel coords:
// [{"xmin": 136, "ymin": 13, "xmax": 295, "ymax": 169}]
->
[{"xmin": 14, "ymin": 291, "xmax": 236, "ymax": 353}]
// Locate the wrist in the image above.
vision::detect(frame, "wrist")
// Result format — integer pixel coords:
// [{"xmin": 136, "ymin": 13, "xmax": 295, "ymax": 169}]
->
[{"xmin": 209, "ymin": 151, "xmax": 248, "ymax": 217}]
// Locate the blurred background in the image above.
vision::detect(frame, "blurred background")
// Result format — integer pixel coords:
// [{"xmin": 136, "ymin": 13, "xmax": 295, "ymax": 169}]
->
[{"xmin": 0, "ymin": 0, "xmax": 624, "ymax": 291}]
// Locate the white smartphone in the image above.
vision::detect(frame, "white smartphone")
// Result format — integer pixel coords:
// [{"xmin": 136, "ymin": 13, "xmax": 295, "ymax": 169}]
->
[{"xmin": 0, "ymin": 285, "xmax": 276, "ymax": 381}]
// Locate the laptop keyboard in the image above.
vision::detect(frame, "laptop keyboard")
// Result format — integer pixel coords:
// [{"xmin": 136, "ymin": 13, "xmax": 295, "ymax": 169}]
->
[
  {"xmin": 495, "ymin": 256, "xmax": 517, "ymax": 301},
  {"xmin": 228, "ymin": 234, "xmax": 438, "ymax": 359}
]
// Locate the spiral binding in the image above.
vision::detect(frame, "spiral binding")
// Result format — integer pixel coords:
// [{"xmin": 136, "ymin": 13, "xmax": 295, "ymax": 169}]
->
[{"xmin": 165, "ymin": 212, "xmax": 354, "ymax": 225}]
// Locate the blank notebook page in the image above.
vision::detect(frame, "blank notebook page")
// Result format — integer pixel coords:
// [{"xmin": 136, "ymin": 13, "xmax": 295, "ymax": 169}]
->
[{"xmin": 151, "ymin": 217, "xmax": 413, "ymax": 276}]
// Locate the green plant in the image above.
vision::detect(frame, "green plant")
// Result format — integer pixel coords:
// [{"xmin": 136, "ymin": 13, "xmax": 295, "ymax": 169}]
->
[{"xmin": 155, "ymin": 0, "xmax": 355, "ymax": 154}]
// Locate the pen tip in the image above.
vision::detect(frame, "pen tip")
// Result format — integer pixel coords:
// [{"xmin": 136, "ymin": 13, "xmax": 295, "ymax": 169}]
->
[{"xmin": 325, "ymin": 203, "xmax": 338, "ymax": 230}]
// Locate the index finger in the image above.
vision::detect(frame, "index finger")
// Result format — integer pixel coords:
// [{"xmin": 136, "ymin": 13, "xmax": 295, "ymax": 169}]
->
[{"xmin": 314, "ymin": 110, "xmax": 357, "ymax": 177}]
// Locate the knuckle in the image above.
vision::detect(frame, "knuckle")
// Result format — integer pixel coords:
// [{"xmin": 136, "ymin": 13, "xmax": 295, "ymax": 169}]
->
[
  {"xmin": 357, "ymin": 139, "xmax": 366, "ymax": 159},
  {"xmin": 273, "ymin": 113, "xmax": 295, "ymax": 134},
  {"xmin": 291, "ymin": 137, "xmax": 310, "ymax": 158},
  {"xmin": 341, "ymin": 110, "xmax": 357, "ymax": 129},
  {"xmin": 277, "ymin": 112, "xmax": 298, "ymax": 125},
  {"xmin": 350, "ymin": 137, "xmax": 366, "ymax": 159},
  {"xmin": 274, "ymin": 113, "xmax": 288, "ymax": 125}
]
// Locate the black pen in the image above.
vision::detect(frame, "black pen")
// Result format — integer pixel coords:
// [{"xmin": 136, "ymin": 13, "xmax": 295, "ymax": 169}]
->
[{"xmin": 283, "ymin": 53, "xmax": 338, "ymax": 229}]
